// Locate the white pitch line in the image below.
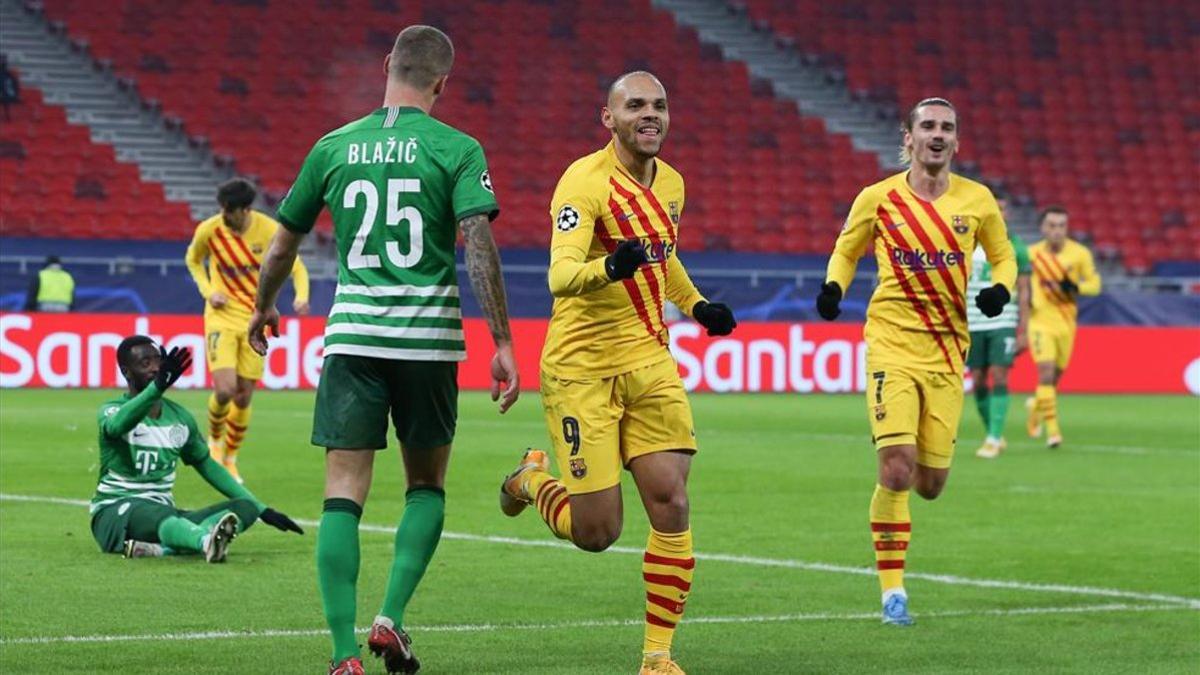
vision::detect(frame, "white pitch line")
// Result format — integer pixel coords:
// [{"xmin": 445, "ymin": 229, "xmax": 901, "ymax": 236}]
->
[
  {"xmin": 4, "ymin": 492, "xmax": 1199, "ymax": 610},
  {"xmin": 0, "ymin": 603, "xmax": 1191, "ymax": 646}
]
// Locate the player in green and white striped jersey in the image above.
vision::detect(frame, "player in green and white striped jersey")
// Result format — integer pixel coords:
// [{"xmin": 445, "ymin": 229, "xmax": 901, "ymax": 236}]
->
[
  {"xmin": 965, "ymin": 195, "xmax": 1033, "ymax": 459},
  {"xmin": 250, "ymin": 26, "xmax": 519, "ymax": 675},
  {"xmin": 91, "ymin": 336, "xmax": 302, "ymax": 562}
]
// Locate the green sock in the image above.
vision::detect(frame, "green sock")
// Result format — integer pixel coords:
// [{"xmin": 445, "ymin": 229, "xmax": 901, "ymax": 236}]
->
[
  {"xmin": 974, "ymin": 383, "xmax": 990, "ymax": 431},
  {"xmin": 379, "ymin": 487, "xmax": 446, "ymax": 627},
  {"xmin": 989, "ymin": 383, "xmax": 1010, "ymax": 439},
  {"xmin": 198, "ymin": 509, "xmax": 234, "ymax": 532},
  {"xmin": 318, "ymin": 498, "xmax": 363, "ymax": 663},
  {"xmin": 156, "ymin": 516, "xmax": 207, "ymax": 553}
]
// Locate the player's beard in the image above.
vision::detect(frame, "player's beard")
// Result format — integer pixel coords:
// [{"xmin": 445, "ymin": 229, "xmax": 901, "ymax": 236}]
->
[{"xmin": 618, "ymin": 123, "xmax": 663, "ymax": 160}]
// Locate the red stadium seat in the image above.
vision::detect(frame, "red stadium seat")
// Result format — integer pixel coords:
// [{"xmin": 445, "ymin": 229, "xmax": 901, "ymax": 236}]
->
[{"xmin": 0, "ymin": 73, "xmax": 193, "ymax": 239}]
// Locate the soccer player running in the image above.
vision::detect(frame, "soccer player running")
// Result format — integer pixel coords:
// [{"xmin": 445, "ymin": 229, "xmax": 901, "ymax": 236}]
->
[
  {"xmin": 498, "ymin": 72, "xmax": 736, "ymax": 675},
  {"xmin": 91, "ymin": 336, "xmax": 302, "ymax": 561},
  {"xmin": 815, "ymin": 98, "xmax": 1015, "ymax": 625},
  {"xmin": 966, "ymin": 193, "xmax": 1032, "ymax": 459},
  {"xmin": 1024, "ymin": 206, "xmax": 1101, "ymax": 448},
  {"xmin": 185, "ymin": 177, "xmax": 311, "ymax": 483},
  {"xmin": 248, "ymin": 26, "xmax": 519, "ymax": 675}
]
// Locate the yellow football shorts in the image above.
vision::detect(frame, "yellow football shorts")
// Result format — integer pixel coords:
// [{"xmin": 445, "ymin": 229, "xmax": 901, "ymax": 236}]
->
[
  {"xmin": 1029, "ymin": 322, "xmax": 1075, "ymax": 370},
  {"xmin": 205, "ymin": 326, "xmax": 265, "ymax": 380},
  {"xmin": 865, "ymin": 362, "xmax": 963, "ymax": 469},
  {"xmin": 540, "ymin": 356, "xmax": 697, "ymax": 495}
]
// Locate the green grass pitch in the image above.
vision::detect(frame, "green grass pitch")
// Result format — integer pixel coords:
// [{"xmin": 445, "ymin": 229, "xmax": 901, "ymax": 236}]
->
[{"xmin": 1, "ymin": 389, "xmax": 1197, "ymax": 673}]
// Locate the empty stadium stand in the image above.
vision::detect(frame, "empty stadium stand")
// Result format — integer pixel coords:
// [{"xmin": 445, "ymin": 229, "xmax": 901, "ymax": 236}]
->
[
  {"xmin": 37, "ymin": 0, "xmax": 884, "ymax": 253},
  {"xmin": 737, "ymin": 0, "xmax": 1200, "ymax": 271},
  {"xmin": 0, "ymin": 79, "xmax": 193, "ymax": 239}
]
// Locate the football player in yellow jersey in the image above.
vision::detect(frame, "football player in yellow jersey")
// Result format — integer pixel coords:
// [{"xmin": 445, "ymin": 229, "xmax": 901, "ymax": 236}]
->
[
  {"xmin": 498, "ymin": 71, "xmax": 734, "ymax": 675},
  {"xmin": 185, "ymin": 178, "xmax": 310, "ymax": 482},
  {"xmin": 1024, "ymin": 205, "xmax": 1101, "ymax": 448},
  {"xmin": 816, "ymin": 98, "xmax": 1016, "ymax": 625}
]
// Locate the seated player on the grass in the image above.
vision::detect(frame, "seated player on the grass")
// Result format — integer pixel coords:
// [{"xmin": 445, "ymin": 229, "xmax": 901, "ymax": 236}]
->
[{"xmin": 90, "ymin": 335, "xmax": 304, "ymax": 561}]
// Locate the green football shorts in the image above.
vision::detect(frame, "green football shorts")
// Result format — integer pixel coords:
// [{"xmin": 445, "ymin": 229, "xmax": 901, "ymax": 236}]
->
[
  {"xmin": 966, "ymin": 328, "xmax": 1018, "ymax": 370},
  {"xmin": 90, "ymin": 499, "xmax": 259, "ymax": 553},
  {"xmin": 312, "ymin": 354, "xmax": 458, "ymax": 450}
]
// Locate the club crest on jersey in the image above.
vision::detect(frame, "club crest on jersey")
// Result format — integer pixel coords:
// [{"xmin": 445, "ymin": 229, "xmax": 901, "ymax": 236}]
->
[
  {"xmin": 569, "ymin": 458, "xmax": 588, "ymax": 478},
  {"xmin": 952, "ymin": 215, "xmax": 969, "ymax": 235},
  {"xmin": 668, "ymin": 201, "xmax": 680, "ymax": 224},
  {"xmin": 480, "ymin": 170, "xmax": 493, "ymax": 193},
  {"xmin": 874, "ymin": 404, "xmax": 887, "ymax": 421},
  {"xmin": 251, "ymin": 244, "xmax": 263, "ymax": 254},
  {"xmin": 556, "ymin": 204, "xmax": 581, "ymax": 232}
]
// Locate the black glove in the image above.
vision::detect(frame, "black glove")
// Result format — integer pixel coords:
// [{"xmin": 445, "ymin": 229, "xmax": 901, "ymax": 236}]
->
[
  {"xmin": 154, "ymin": 346, "xmax": 192, "ymax": 391},
  {"xmin": 975, "ymin": 283, "xmax": 1011, "ymax": 318},
  {"xmin": 1059, "ymin": 278, "xmax": 1079, "ymax": 295},
  {"xmin": 692, "ymin": 301, "xmax": 737, "ymax": 336},
  {"xmin": 260, "ymin": 507, "xmax": 304, "ymax": 534},
  {"xmin": 815, "ymin": 282, "xmax": 842, "ymax": 320},
  {"xmin": 604, "ymin": 239, "xmax": 648, "ymax": 281}
]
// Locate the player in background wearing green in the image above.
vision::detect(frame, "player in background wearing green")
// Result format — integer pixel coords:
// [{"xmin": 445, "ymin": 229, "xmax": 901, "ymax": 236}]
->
[
  {"xmin": 91, "ymin": 336, "xmax": 303, "ymax": 561},
  {"xmin": 966, "ymin": 194, "xmax": 1032, "ymax": 459},
  {"xmin": 250, "ymin": 26, "xmax": 519, "ymax": 675}
]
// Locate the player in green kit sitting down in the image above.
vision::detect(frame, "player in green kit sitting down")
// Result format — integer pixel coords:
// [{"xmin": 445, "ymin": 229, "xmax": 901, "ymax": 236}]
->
[{"xmin": 90, "ymin": 335, "xmax": 303, "ymax": 561}]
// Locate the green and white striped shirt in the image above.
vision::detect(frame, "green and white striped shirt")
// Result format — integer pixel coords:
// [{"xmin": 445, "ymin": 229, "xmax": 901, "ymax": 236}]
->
[
  {"xmin": 277, "ymin": 107, "xmax": 499, "ymax": 361},
  {"xmin": 966, "ymin": 234, "xmax": 1032, "ymax": 331},
  {"xmin": 91, "ymin": 394, "xmax": 207, "ymax": 514}
]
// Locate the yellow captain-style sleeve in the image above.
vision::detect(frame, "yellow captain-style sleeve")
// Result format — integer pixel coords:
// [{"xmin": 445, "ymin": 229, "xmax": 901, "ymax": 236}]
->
[
  {"xmin": 547, "ymin": 168, "xmax": 611, "ymax": 298},
  {"xmin": 825, "ymin": 188, "xmax": 876, "ymax": 291},
  {"xmin": 184, "ymin": 220, "xmax": 215, "ymax": 299},
  {"xmin": 977, "ymin": 193, "xmax": 1017, "ymax": 291},
  {"xmin": 289, "ymin": 253, "xmax": 310, "ymax": 301},
  {"xmin": 665, "ymin": 253, "xmax": 705, "ymax": 318},
  {"xmin": 1072, "ymin": 245, "xmax": 1102, "ymax": 296}
]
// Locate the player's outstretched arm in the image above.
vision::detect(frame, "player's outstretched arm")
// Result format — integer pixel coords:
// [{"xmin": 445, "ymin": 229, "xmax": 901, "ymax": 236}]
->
[
  {"xmin": 819, "ymin": 190, "xmax": 874, "ymax": 320},
  {"xmin": 99, "ymin": 347, "xmax": 192, "ymax": 439},
  {"xmin": 249, "ymin": 228, "xmax": 305, "ymax": 355},
  {"xmin": 665, "ymin": 254, "xmax": 737, "ymax": 335},
  {"xmin": 460, "ymin": 213, "xmax": 519, "ymax": 413}
]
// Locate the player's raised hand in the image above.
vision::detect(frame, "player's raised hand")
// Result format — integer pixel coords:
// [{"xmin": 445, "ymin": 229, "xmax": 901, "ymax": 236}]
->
[
  {"xmin": 208, "ymin": 291, "xmax": 229, "ymax": 309},
  {"xmin": 605, "ymin": 239, "xmax": 649, "ymax": 281},
  {"xmin": 154, "ymin": 346, "xmax": 192, "ymax": 391},
  {"xmin": 490, "ymin": 343, "xmax": 520, "ymax": 414},
  {"xmin": 259, "ymin": 507, "xmax": 304, "ymax": 535},
  {"xmin": 816, "ymin": 281, "xmax": 843, "ymax": 320},
  {"xmin": 248, "ymin": 307, "xmax": 280, "ymax": 356},
  {"xmin": 692, "ymin": 301, "xmax": 737, "ymax": 336}
]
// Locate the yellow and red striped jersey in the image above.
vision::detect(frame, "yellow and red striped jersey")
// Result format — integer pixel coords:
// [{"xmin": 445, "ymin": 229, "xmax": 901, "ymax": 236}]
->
[
  {"xmin": 541, "ymin": 141, "xmax": 706, "ymax": 379},
  {"xmin": 1027, "ymin": 238, "xmax": 1101, "ymax": 331},
  {"xmin": 826, "ymin": 171, "xmax": 1016, "ymax": 373},
  {"xmin": 185, "ymin": 209, "xmax": 309, "ymax": 331}
]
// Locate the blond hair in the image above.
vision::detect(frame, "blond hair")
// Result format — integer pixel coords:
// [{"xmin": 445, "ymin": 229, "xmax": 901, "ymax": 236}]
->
[{"xmin": 898, "ymin": 97, "xmax": 956, "ymax": 165}]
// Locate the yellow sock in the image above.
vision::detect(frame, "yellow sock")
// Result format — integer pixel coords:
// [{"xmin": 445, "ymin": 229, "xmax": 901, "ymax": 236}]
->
[
  {"xmin": 207, "ymin": 394, "xmax": 230, "ymax": 442},
  {"xmin": 643, "ymin": 528, "xmax": 694, "ymax": 657},
  {"xmin": 1036, "ymin": 384, "xmax": 1061, "ymax": 437},
  {"xmin": 870, "ymin": 484, "xmax": 911, "ymax": 594},
  {"xmin": 526, "ymin": 470, "xmax": 572, "ymax": 540},
  {"xmin": 224, "ymin": 403, "xmax": 251, "ymax": 460}
]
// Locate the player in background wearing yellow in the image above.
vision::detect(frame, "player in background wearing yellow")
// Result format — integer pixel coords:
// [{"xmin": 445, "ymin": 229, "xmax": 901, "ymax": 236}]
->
[
  {"xmin": 185, "ymin": 178, "xmax": 310, "ymax": 482},
  {"xmin": 1024, "ymin": 206, "xmax": 1101, "ymax": 448},
  {"xmin": 498, "ymin": 72, "xmax": 736, "ymax": 675},
  {"xmin": 815, "ymin": 98, "xmax": 1015, "ymax": 625}
]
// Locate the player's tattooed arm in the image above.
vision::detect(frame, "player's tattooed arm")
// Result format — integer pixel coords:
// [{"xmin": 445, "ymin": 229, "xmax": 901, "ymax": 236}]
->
[{"xmin": 460, "ymin": 213, "xmax": 513, "ymax": 344}]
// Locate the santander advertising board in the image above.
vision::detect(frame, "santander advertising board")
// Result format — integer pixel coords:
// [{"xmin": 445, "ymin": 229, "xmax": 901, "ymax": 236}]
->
[{"xmin": 1, "ymin": 312, "xmax": 1197, "ymax": 394}]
